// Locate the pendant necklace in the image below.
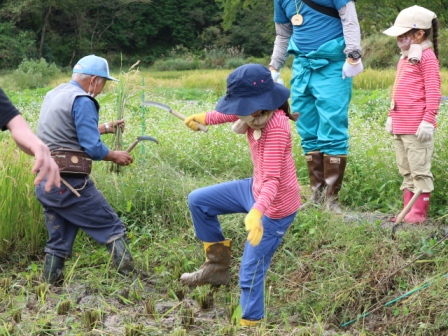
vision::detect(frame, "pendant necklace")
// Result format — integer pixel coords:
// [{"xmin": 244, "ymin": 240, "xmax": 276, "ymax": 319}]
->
[
  {"xmin": 253, "ymin": 129, "xmax": 262, "ymax": 140},
  {"xmin": 390, "ymin": 59, "xmax": 407, "ymax": 110},
  {"xmin": 291, "ymin": 0, "xmax": 304, "ymax": 26}
]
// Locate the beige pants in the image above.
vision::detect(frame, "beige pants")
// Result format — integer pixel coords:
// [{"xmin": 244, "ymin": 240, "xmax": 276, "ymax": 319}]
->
[{"xmin": 394, "ymin": 134, "xmax": 434, "ymax": 193}]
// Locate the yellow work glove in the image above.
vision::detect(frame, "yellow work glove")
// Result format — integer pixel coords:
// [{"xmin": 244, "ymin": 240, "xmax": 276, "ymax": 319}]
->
[
  {"xmin": 245, "ymin": 209, "xmax": 263, "ymax": 246},
  {"xmin": 184, "ymin": 113, "xmax": 207, "ymax": 131}
]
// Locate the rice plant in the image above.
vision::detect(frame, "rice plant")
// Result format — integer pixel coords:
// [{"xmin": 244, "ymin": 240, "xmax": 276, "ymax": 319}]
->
[
  {"xmin": 0, "ymin": 144, "xmax": 45, "ymax": 257},
  {"xmin": 107, "ymin": 59, "xmax": 143, "ymax": 173},
  {"xmin": 0, "ymin": 68, "xmax": 448, "ymax": 335}
]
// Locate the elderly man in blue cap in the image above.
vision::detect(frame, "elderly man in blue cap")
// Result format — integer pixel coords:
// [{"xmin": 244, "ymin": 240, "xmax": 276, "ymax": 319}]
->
[{"xmin": 35, "ymin": 55, "xmax": 135, "ymax": 285}]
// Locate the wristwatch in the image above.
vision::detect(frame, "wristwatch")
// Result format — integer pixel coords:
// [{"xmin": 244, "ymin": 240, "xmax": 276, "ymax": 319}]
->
[{"xmin": 348, "ymin": 50, "xmax": 362, "ymax": 60}]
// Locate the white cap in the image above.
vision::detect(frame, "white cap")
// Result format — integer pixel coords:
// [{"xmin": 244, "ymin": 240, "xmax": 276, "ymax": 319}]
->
[{"xmin": 383, "ymin": 5, "xmax": 436, "ymax": 37}]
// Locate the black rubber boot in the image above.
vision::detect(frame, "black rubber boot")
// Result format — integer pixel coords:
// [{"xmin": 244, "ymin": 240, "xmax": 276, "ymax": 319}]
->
[
  {"xmin": 43, "ymin": 253, "xmax": 65, "ymax": 286},
  {"xmin": 106, "ymin": 237, "xmax": 135, "ymax": 275}
]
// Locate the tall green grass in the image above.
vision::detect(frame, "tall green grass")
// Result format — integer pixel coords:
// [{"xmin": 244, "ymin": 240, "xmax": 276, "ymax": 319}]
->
[
  {"xmin": 1, "ymin": 69, "xmax": 448, "ymax": 334},
  {"xmin": 0, "ymin": 142, "xmax": 45, "ymax": 257}
]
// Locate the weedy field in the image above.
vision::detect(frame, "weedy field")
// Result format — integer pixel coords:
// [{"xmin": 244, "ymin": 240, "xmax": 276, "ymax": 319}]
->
[{"xmin": 0, "ymin": 67, "xmax": 448, "ymax": 335}]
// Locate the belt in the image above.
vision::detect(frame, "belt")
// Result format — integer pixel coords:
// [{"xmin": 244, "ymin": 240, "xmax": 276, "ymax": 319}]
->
[{"xmin": 60, "ymin": 173, "xmax": 89, "ymax": 178}]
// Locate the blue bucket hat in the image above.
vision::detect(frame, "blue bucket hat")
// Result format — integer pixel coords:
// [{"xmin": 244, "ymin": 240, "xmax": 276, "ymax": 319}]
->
[
  {"xmin": 215, "ymin": 63, "xmax": 290, "ymax": 116},
  {"xmin": 73, "ymin": 55, "xmax": 118, "ymax": 81}
]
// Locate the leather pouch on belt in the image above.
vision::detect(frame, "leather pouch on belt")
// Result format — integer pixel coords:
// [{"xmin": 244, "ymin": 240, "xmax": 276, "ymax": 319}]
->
[{"xmin": 51, "ymin": 148, "xmax": 92, "ymax": 175}]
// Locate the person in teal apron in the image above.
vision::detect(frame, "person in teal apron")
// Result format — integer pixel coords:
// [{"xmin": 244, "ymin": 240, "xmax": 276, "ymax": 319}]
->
[{"xmin": 270, "ymin": 0, "xmax": 363, "ymax": 213}]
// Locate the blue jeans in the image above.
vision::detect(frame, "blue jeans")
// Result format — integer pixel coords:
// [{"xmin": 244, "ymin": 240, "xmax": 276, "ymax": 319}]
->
[
  {"xmin": 188, "ymin": 178, "xmax": 297, "ymax": 320},
  {"xmin": 35, "ymin": 176, "xmax": 127, "ymax": 258}
]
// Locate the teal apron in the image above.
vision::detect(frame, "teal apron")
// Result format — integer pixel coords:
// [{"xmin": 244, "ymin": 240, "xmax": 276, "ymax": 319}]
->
[{"xmin": 289, "ymin": 37, "xmax": 352, "ymax": 155}]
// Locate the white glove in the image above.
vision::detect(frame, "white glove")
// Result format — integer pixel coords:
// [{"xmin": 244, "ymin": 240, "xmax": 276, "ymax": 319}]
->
[
  {"xmin": 271, "ymin": 70, "xmax": 284, "ymax": 85},
  {"xmin": 415, "ymin": 121, "xmax": 434, "ymax": 142},
  {"xmin": 385, "ymin": 117, "xmax": 393, "ymax": 134},
  {"xmin": 342, "ymin": 60, "xmax": 364, "ymax": 79}
]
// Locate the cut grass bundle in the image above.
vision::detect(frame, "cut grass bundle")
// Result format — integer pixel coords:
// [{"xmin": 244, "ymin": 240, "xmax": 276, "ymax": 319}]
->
[{"xmin": 108, "ymin": 60, "xmax": 143, "ymax": 173}]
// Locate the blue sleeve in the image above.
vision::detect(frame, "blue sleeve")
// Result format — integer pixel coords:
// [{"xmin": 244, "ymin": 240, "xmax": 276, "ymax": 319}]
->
[
  {"xmin": 274, "ymin": 0, "xmax": 291, "ymax": 24},
  {"xmin": 72, "ymin": 97, "xmax": 109, "ymax": 160},
  {"xmin": 332, "ymin": 0, "xmax": 351, "ymax": 11}
]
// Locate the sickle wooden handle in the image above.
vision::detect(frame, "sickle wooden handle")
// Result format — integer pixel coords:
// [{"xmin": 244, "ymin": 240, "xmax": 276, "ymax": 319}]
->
[
  {"xmin": 170, "ymin": 110, "xmax": 208, "ymax": 133},
  {"xmin": 395, "ymin": 189, "xmax": 423, "ymax": 224},
  {"xmin": 126, "ymin": 140, "xmax": 139, "ymax": 153}
]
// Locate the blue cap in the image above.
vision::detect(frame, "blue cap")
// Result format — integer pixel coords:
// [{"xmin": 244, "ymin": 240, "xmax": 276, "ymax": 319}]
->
[
  {"xmin": 73, "ymin": 55, "xmax": 118, "ymax": 81},
  {"xmin": 215, "ymin": 63, "xmax": 290, "ymax": 116}
]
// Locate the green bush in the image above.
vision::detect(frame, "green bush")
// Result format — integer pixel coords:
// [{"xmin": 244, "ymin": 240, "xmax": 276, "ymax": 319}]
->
[
  {"xmin": 437, "ymin": 28, "xmax": 448, "ymax": 68},
  {"xmin": 361, "ymin": 33, "xmax": 399, "ymax": 69},
  {"xmin": 245, "ymin": 55, "xmax": 271, "ymax": 66},
  {"xmin": 151, "ymin": 46, "xmax": 248, "ymax": 71},
  {"xmin": 0, "ymin": 23, "xmax": 36, "ymax": 69},
  {"xmin": 105, "ymin": 52, "xmax": 157, "ymax": 68},
  {"xmin": 203, "ymin": 46, "xmax": 245, "ymax": 69},
  {"xmin": 151, "ymin": 45, "xmax": 205, "ymax": 71},
  {"xmin": 13, "ymin": 58, "xmax": 60, "ymax": 90},
  {"xmin": 152, "ymin": 58, "xmax": 204, "ymax": 71},
  {"xmin": 224, "ymin": 57, "xmax": 246, "ymax": 69}
]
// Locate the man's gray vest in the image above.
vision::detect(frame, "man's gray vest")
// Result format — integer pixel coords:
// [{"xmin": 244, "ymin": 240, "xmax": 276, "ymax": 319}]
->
[{"xmin": 37, "ymin": 83, "xmax": 99, "ymax": 151}]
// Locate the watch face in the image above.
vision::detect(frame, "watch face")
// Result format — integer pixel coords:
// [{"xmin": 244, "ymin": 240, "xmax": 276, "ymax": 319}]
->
[{"xmin": 349, "ymin": 51, "xmax": 361, "ymax": 60}]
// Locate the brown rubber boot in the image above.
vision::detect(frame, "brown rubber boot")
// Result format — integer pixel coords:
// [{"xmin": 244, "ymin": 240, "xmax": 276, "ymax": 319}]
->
[
  {"xmin": 180, "ymin": 239, "xmax": 231, "ymax": 287},
  {"xmin": 300, "ymin": 151, "xmax": 325, "ymax": 209},
  {"xmin": 323, "ymin": 155, "xmax": 347, "ymax": 214}
]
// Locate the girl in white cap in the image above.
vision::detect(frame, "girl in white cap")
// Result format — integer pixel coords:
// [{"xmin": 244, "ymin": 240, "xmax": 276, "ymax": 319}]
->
[{"xmin": 383, "ymin": 6, "xmax": 441, "ymax": 224}]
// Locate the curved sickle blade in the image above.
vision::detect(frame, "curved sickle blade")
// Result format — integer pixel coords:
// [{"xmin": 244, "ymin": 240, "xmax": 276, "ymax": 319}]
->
[
  {"xmin": 142, "ymin": 100, "xmax": 208, "ymax": 133},
  {"xmin": 137, "ymin": 135, "xmax": 158, "ymax": 144},
  {"xmin": 142, "ymin": 101, "xmax": 171, "ymax": 112},
  {"xmin": 126, "ymin": 136, "xmax": 158, "ymax": 153}
]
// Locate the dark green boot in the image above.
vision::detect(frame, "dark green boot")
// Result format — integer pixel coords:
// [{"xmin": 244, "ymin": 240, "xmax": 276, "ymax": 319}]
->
[
  {"xmin": 43, "ymin": 253, "xmax": 65, "ymax": 286},
  {"xmin": 106, "ymin": 237, "xmax": 135, "ymax": 275}
]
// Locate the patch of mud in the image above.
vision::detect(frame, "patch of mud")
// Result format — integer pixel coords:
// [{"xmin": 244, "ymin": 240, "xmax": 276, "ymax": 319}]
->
[{"xmin": 343, "ymin": 211, "xmax": 448, "ymax": 236}]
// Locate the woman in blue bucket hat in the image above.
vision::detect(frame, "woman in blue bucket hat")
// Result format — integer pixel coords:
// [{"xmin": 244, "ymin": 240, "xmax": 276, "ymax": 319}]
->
[{"xmin": 180, "ymin": 64, "xmax": 301, "ymax": 326}]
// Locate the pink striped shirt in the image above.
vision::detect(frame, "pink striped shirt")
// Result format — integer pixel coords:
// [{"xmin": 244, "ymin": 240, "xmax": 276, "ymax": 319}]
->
[
  {"xmin": 389, "ymin": 48, "xmax": 441, "ymax": 134},
  {"xmin": 206, "ymin": 109, "xmax": 301, "ymax": 218}
]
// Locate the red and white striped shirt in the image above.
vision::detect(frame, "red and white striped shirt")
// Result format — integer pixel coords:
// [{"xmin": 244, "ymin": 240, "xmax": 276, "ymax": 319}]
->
[
  {"xmin": 206, "ymin": 109, "xmax": 301, "ymax": 218},
  {"xmin": 389, "ymin": 48, "xmax": 441, "ymax": 134}
]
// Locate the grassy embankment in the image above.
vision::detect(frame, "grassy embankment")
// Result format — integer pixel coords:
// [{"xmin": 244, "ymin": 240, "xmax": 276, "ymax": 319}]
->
[{"xmin": 0, "ymin": 67, "xmax": 447, "ymax": 335}]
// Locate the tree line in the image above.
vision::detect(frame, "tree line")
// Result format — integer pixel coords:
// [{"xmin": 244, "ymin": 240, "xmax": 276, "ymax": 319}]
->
[{"xmin": 0, "ymin": 0, "xmax": 446, "ymax": 70}]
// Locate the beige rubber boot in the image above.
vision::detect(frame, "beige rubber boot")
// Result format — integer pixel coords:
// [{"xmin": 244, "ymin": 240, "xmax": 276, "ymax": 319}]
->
[
  {"xmin": 180, "ymin": 239, "xmax": 231, "ymax": 287},
  {"xmin": 323, "ymin": 155, "xmax": 347, "ymax": 214}
]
